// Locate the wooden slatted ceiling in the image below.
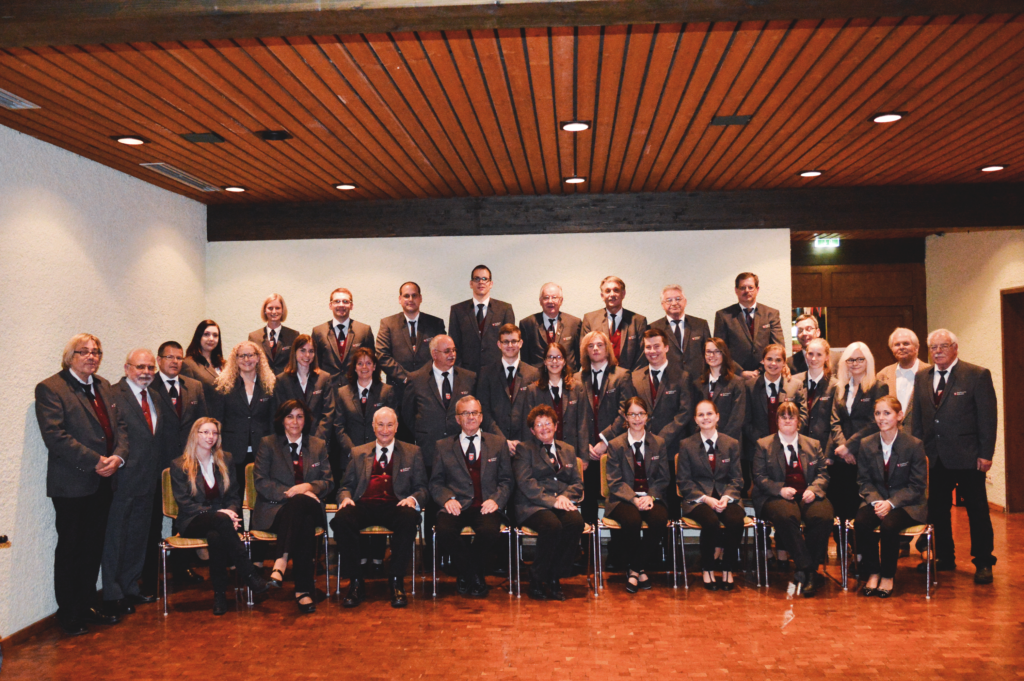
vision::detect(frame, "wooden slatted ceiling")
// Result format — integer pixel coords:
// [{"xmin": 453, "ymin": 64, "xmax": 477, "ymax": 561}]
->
[{"xmin": 0, "ymin": 15, "xmax": 1021, "ymax": 205}]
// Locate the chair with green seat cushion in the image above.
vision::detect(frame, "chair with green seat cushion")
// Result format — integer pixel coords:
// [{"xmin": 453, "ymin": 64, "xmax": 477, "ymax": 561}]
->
[
  {"xmin": 332, "ymin": 522, "xmax": 422, "ymax": 596},
  {"xmin": 430, "ymin": 524, "xmax": 514, "ymax": 597},
  {"xmin": 845, "ymin": 519, "xmax": 936, "ymax": 598}
]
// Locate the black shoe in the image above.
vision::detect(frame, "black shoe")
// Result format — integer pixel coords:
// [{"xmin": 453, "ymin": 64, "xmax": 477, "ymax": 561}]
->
[
  {"xmin": 626, "ymin": 573, "xmax": 640, "ymax": 594},
  {"xmin": 80, "ymin": 607, "xmax": 120, "ymax": 625},
  {"xmin": 103, "ymin": 599, "xmax": 135, "ymax": 616},
  {"xmin": 801, "ymin": 572, "xmax": 819, "ymax": 598},
  {"xmin": 343, "ymin": 578, "xmax": 366, "ymax": 608},
  {"xmin": 861, "ymin": 586, "xmax": 877, "ymax": 597},
  {"xmin": 126, "ymin": 592, "xmax": 157, "ymax": 605},
  {"xmin": 974, "ymin": 566, "xmax": 993, "ymax": 585},
  {"xmin": 389, "ymin": 576, "xmax": 407, "ymax": 608},
  {"xmin": 58, "ymin": 616, "xmax": 88, "ymax": 637},
  {"xmin": 174, "ymin": 567, "xmax": 204, "ymax": 585},
  {"xmin": 875, "ymin": 588, "xmax": 892, "ymax": 598},
  {"xmin": 546, "ymin": 579, "xmax": 567, "ymax": 602},
  {"xmin": 456, "ymin": 576, "xmax": 470, "ymax": 596},
  {"xmin": 917, "ymin": 560, "xmax": 955, "ymax": 573},
  {"xmin": 702, "ymin": 579, "xmax": 718, "ymax": 592},
  {"xmin": 791, "ymin": 570, "xmax": 806, "ymax": 595},
  {"xmin": 212, "ymin": 591, "xmax": 228, "ymax": 616},
  {"xmin": 527, "ymin": 579, "xmax": 547, "ymax": 601},
  {"xmin": 720, "ymin": 579, "xmax": 735, "ymax": 592},
  {"xmin": 267, "ymin": 568, "xmax": 285, "ymax": 588},
  {"xmin": 296, "ymin": 593, "xmax": 316, "ymax": 614},
  {"xmin": 468, "ymin": 574, "xmax": 490, "ymax": 598},
  {"xmin": 245, "ymin": 571, "xmax": 271, "ymax": 594},
  {"xmin": 637, "ymin": 572, "xmax": 653, "ymax": 591}
]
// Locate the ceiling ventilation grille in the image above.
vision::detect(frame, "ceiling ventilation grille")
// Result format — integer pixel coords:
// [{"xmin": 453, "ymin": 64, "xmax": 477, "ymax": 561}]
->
[
  {"xmin": 140, "ymin": 162, "xmax": 221, "ymax": 192},
  {"xmin": 0, "ymin": 87, "xmax": 40, "ymax": 110}
]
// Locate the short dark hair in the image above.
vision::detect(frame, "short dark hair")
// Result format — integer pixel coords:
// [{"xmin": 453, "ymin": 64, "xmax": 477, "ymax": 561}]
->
[
  {"xmin": 274, "ymin": 399, "xmax": 312, "ymax": 436},
  {"xmin": 527, "ymin": 404, "xmax": 558, "ymax": 429},
  {"xmin": 283, "ymin": 334, "xmax": 319, "ymax": 375},
  {"xmin": 345, "ymin": 347, "xmax": 380, "ymax": 387},
  {"xmin": 471, "ymin": 265, "xmax": 492, "ymax": 279},
  {"xmin": 624, "ymin": 396, "xmax": 649, "ymax": 415},
  {"xmin": 642, "ymin": 328, "xmax": 671, "ymax": 346},
  {"xmin": 399, "ymin": 281, "xmax": 421, "ymax": 295},
  {"xmin": 158, "ymin": 340, "xmax": 183, "ymax": 356},
  {"xmin": 499, "ymin": 323, "xmax": 521, "ymax": 338},
  {"xmin": 735, "ymin": 272, "xmax": 759, "ymax": 288}
]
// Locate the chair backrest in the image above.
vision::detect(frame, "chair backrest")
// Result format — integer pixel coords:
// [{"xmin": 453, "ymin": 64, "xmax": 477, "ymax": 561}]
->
[
  {"xmin": 600, "ymin": 453, "xmax": 610, "ymax": 499},
  {"xmin": 243, "ymin": 462, "xmax": 256, "ymax": 512},
  {"xmin": 576, "ymin": 457, "xmax": 585, "ymax": 502},
  {"xmin": 161, "ymin": 467, "xmax": 178, "ymax": 519}
]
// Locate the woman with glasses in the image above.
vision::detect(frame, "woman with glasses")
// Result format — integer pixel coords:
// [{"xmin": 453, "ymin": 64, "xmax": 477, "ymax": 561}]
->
[
  {"xmin": 249, "ymin": 293, "xmax": 299, "ymax": 375},
  {"xmin": 272, "ymin": 334, "xmax": 335, "ymax": 450},
  {"xmin": 211, "ymin": 341, "xmax": 276, "ymax": 486},
  {"xmin": 182, "ymin": 320, "xmax": 225, "ymax": 396},
  {"xmin": 830, "ymin": 342, "xmax": 888, "ymax": 524},
  {"xmin": 520, "ymin": 342, "xmax": 587, "ymax": 455},
  {"xmin": 691, "ymin": 338, "xmax": 747, "ymax": 446},
  {"xmin": 603, "ymin": 397, "xmax": 670, "ymax": 593}
]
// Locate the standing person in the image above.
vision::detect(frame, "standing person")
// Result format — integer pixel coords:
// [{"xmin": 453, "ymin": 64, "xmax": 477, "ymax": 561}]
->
[
  {"xmin": 102, "ymin": 349, "xmax": 168, "ymax": 616},
  {"xmin": 248, "ymin": 293, "xmax": 299, "ymax": 376},
  {"xmin": 678, "ymin": 400, "xmax": 745, "ymax": 591},
  {"xmin": 787, "ymin": 313, "xmax": 821, "ymax": 375},
  {"xmin": 830, "ymin": 342, "xmax": 888, "ymax": 523},
  {"xmin": 477, "ymin": 323, "xmax": 539, "ymax": 456},
  {"xmin": 581, "ymin": 276, "xmax": 648, "ymax": 372},
  {"xmin": 743, "ymin": 344, "xmax": 806, "ymax": 497},
  {"xmin": 692, "ymin": 338, "xmax": 747, "ymax": 447},
  {"xmin": 912, "ymin": 329, "xmax": 998, "ymax": 584},
  {"xmin": 36, "ymin": 334, "xmax": 128, "ymax": 635},
  {"xmin": 271, "ymin": 334, "xmax": 335, "ymax": 444},
  {"xmin": 375, "ymin": 281, "xmax": 446, "ymax": 405},
  {"xmin": 171, "ymin": 418, "xmax": 270, "ymax": 615},
  {"xmin": 855, "ymin": 396, "xmax": 927, "ymax": 598},
  {"xmin": 519, "ymin": 282, "xmax": 582, "ymax": 372},
  {"xmin": 513, "ymin": 405, "xmax": 585, "ymax": 601},
  {"xmin": 311, "ymin": 287, "xmax": 375, "ymax": 384},
  {"xmin": 181, "ymin": 320, "xmax": 225, "ymax": 396},
  {"xmin": 519, "ymin": 342, "xmax": 588, "ymax": 455},
  {"xmin": 334, "ymin": 347, "xmax": 397, "ymax": 480},
  {"xmin": 876, "ymin": 328, "xmax": 930, "ymax": 437},
  {"xmin": 579, "ymin": 330, "xmax": 635, "ymax": 524},
  {"xmin": 253, "ymin": 400, "xmax": 333, "ymax": 614},
  {"xmin": 714, "ymin": 272, "xmax": 785, "ymax": 379},
  {"xmin": 649, "ymin": 284, "xmax": 712, "ymax": 380},
  {"xmin": 604, "ymin": 397, "xmax": 671, "ymax": 593},
  {"xmin": 430, "ymin": 397, "xmax": 513, "ymax": 598},
  {"xmin": 795, "ymin": 338, "xmax": 838, "ymax": 455},
  {"xmin": 448, "ymin": 265, "xmax": 516, "ymax": 374},
  {"xmin": 211, "ymin": 341, "xmax": 276, "ymax": 486}
]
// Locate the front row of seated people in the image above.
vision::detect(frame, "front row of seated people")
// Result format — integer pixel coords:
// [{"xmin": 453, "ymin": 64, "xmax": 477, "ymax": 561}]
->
[{"xmin": 169, "ymin": 390, "xmax": 925, "ymax": 612}]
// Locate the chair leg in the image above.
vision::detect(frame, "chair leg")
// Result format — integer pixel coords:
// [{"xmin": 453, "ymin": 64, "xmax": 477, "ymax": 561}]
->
[
  {"xmin": 506, "ymin": 529, "xmax": 513, "ymax": 596},
  {"xmin": 671, "ymin": 523, "xmax": 678, "ymax": 589},
  {"xmin": 515, "ymin": 530, "xmax": 522, "ymax": 598},
  {"xmin": 926, "ymin": 527, "xmax": 934, "ymax": 598},
  {"xmin": 336, "ymin": 538, "xmax": 342, "ymax": 596},
  {"xmin": 432, "ymin": 527, "xmax": 438, "ymax": 599},
  {"xmin": 244, "ymin": 536, "xmax": 254, "ymax": 607},
  {"xmin": 841, "ymin": 521, "xmax": 849, "ymax": 591},
  {"xmin": 411, "ymin": 528, "xmax": 417, "ymax": 597},
  {"xmin": 323, "ymin": 532, "xmax": 330, "ymax": 598},
  {"xmin": 591, "ymin": 530, "xmax": 599, "ymax": 597},
  {"xmin": 679, "ymin": 524, "xmax": 689, "ymax": 590},
  {"xmin": 161, "ymin": 544, "xmax": 170, "ymax": 616}
]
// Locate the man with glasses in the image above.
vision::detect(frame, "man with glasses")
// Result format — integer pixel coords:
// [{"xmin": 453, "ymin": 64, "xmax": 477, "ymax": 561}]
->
[
  {"xmin": 581, "ymin": 276, "xmax": 649, "ymax": 372},
  {"xmin": 519, "ymin": 282, "xmax": 582, "ymax": 372},
  {"xmin": 36, "ymin": 334, "xmax": 128, "ymax": 636},
  {"xmin": 787, "ymin": 313, "xmax": 821, "ymax": 375},
  {"xmin": 312, "ymin": 287, "xmax": 375, "ymax": 383},
  {"xmin": 649, "ymin": 284, "xmax": 711, "ymax": 380},
  {"xmin": 449, "ymin": 265, "xmax": 516, "ymax": 374},
  {"xmin": 912, "ymin": 329, "xmax": 998, "ymax": 584},
  {"xmin": 430, "ymin": 396, "xmax": 513, "ymax": 598},
  {"xmin": 477, "ymin": 324, "xmax": 539, "ymax": 456},
  {"xmin": 714, "ymin": 272, "xmax": 785, "ymax": 379}
]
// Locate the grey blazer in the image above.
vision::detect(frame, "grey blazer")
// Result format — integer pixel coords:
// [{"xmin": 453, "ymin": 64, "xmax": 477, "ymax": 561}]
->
[
  {"xmin": 581, "ymin": 308, "xmax": 649, "ymax": 372},
  {"xmin": 375, "ymin": 311, "xmax": 445, "ymax": 385},
  {"xmin": 793, "ymin": 372, "xmax": 838, "ymax": 454},
  {"xmin": 151, "ymin": 373, "xmax": 208, "ymax": 468},
  {"xmin": 830, "ymin": 381, "xmax": 889, "ymax": 458},
  {"xmin": 311, "ymin": 319, "xmax": 375, "ymax": 382},
  {"xmin": 477, "ymin": 359, "xmax": 540, "ymax": 442},
  {"xmin": 911, "ymin": 360, "xmax": 998, "ymax": 469},
  {"xmin": 604, "ymin": 431, "xmax": 670, "ymax": 516},
  {"xmin": 35, "ymin": 370, "xmax": 129, "ymax": 498},
  {"xmin": 581, "ymin": 365, "xmax": 636, "ymax": 445},
  {"xmin": 856, "ymin": 432, "xmax": 928, "ymax": 523},
  {"xmin": 649, "ymin": 314, "xmax": 711, "ymax": 381},
  {"xmin": 632, "ymin": 364, "xmax": 692, "ymax": 455},
  {"xmin": 181, "ymin": 356, "xmax": 221, "ymax": 397},
  {"xmin": 676, "ymin": 432, "xmax": 744, "ymax": 515},
  {"xmin": 338, "ymin": 440, "xmax": 428, "ymax": 508},
  {"xmin": 252, "ymin": 434, "xmax": 333, "ymax": 530},
  {"xmin": 691, "ymin": 372, "xmax": 747, "ymax": 445},
  {"xmin": 519, "ymin": 312, "xmax": 582, "ymax": 372},
  {"xmin": 272, "ymin": 369, "xmax": 335, "ymax": 443},
  {"xmin": 429, "ymin": 432, "xmax": 513, "ymax": 511},
  {"xmin": 209, "ymin": 377, "xmax": 274, "ymax": 465},
  {"xmin": 751, "ymin": 434, "xmax": 829, "ymax": 516},
  {"xmin": 519, "ymin": 380, "xmax": 589, "ymax": 454},
  {"xmin": 109, "ymin": 378, "xmax": 169, "ymax": 498},
  {"xmin": 248, "ymin": 325, "xmax": 299, "ymax": 376},
  {"xmin": 713, "ymin": 303, "xmax": 785, "ymax": 372},
  {"xmin": 512, "ymin": 439, "xmax": 583, "ymax": 521},
  {"xmin": 743, "ymin": 374, "xmax": 807, "ymax": 461},
  {"xmin": 400, "ymin": 364, "xmax": 476, "ymax": 468},
  {"xmin": 169, "ymin": 451, "xmax": 241, "ymax": 533},
  {"xmin": 875, "ymin": 361, "xmax": 931, "ymax": 436},
  {"xmin": 334, "ymin": 382, "xmax": 397, "ymax": 463},
  {"xmin": 449, "ymin": 298, "xmax": 516, "ymax": 374}
]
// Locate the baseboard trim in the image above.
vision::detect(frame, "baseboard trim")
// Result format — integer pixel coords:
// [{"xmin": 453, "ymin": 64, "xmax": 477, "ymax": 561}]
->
[
  {"xmin": 989, "ymin": 501, "xmax": 1005, "ymax": 513},
  {"xmin": 0, "ymin": 614, "xmax": 57, "ymax": 651}
]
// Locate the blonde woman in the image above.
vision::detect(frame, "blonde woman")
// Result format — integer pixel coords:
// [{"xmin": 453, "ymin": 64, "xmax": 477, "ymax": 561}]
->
[
  {"xmin": 170, "ymin": 418, "xmax": 270, "ymax": 615},
  {"xmin": 212, "ymin": 341, "xmax": 276, "ymax": 485},
  {"xmin": 248, "ymin": 293, "xmax": 299, "ymax": 375}
]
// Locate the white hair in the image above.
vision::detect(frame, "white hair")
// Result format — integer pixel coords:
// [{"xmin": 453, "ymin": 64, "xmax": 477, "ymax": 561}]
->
[{"xmin": 926, "ymin": 329, "xmax": 959, "ymax": 347}]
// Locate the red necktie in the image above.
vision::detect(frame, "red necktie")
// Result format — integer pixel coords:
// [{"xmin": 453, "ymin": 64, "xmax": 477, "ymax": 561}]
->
[{"xmin": 140, "ymin": 389, "xmax": 154, "ymax": 434}]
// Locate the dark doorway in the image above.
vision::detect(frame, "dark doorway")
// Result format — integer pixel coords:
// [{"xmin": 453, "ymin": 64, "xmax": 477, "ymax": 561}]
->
[{"xmin": 1001, "ymin": 287, "xmax": 1024, "ymax": 513}]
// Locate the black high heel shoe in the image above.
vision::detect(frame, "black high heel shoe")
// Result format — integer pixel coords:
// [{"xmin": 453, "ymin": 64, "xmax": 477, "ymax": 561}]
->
[
  {"xmin": 268, "ymin": 568, "xmax": 285, "ymax": 588},
  {"xmin": 637, "ymin": 571, "xmax": 653, "ymax": 590},
  {"xmin": 702, "ymin": 572, "xmax": 718, "ymax": 591},
  {"xmin": 295, "ymin": 592, "xmax": 316, "ymax": 614},
  {"xmin": 626, "ymin": 572, "xmax": 640, "ymax": 594}
]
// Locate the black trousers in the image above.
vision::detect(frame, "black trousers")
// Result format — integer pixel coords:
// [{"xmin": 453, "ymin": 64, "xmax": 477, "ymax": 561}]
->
[
  {"xmin": 606, "ymin": 500, "xmax": 669, "ymax": 572},
  {"xmin": 760, "ymin": 496, "xmax": 834, "ymax": 573},
  {"xmin": 685, "ymin": 501, "xmax": 747, "ymax": 571},
  {"xmin": 826, "ymin": 459, "xmax": 860, "ymax": 521},
  {"xmin": 181, "ymin": 512, "xmax": 252, "ymax": 593},
  {"xmin": 929, "ymin": 459, "xmax": 996, "ymax": 567},
  {"xmin": 854, "ymin": 505, "xmax": 915, "ymax": 578},
  {"xmin": 435, "ymin": 507, "xmax": 504, "ymax": 578},
  {"xmin": 268, "ymin": 495, "xmax": 324, "ymax": 593},
  {"xmin": 581, "ymin": 461, "xmax": 601, "ymax": 524},
  {"xmin": 331, "ymin": 502, "xmax": 420, "ymax": 578},
  {"xmin": 52, "ymin": 481, "xmax": 112, "ymax": 621},
  {"xmin": 523, "ymin": 508, "xmax": 584, "ymax": 582}
]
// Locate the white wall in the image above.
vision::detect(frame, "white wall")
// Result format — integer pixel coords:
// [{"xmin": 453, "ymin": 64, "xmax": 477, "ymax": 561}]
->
[
  {"xmin": 926, "ymin": 230, "xmax": 1024, "ymax": 509},
  {"xmin": 0, "ymin": 124, "xmax": 206, "ymax": 637},
  {"xmin": 206, "ymin": 230, "xmax": 793, "ymax": 354}
]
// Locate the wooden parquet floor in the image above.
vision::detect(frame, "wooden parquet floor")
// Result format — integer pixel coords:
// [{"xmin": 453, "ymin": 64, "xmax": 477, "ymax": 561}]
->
[{"xmin": 3, "ymin": 507, "xmax": 1022, "ymax": 681}]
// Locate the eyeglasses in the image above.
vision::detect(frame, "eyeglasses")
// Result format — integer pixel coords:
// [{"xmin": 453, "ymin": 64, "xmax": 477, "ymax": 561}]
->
[
  {"xmin": 197, "ymin": 429, "xmax": 219, "ymax": 437},
  {"xmin": 499, "ymin": 339, "xmax": 522, "ymax": 346},
  {"xmin": 541, "ymin": 296, "xmax": 562, "ymax": 302},
  {"xmin": 662, "ymin": 296, "xmax": 683, "ymax": 304},
  {"xmin": 130, "ymin": 364, "xmax": 156, "ymax": 371},
  {"xmin": 237, "ymin": 353, "xmax": 258, "ymax": 360},
  {"xmin": 928, "ymin": 343, "xmax": 954, "ymax": 352},
  {"xmin": 457, "ymin": 411, "xmax": 482, "ymax": 418},
  {"xmin": 704, "ymin": 349, "xmax": 722, "ymax": 356},
  {"xmin": 158, "ymin": 354, "xmax": 183, "ymax": 361},
  {"xmin": 845, "ymin": 357, "xmax": 866, "ymax": 365},
  {"xmin": 626, "ymin": 412, "xmax": 648, "ymax": 419},
  {"xmin": 74, "ymin": 349, "xmax": 103, "ymax": 358},
  {"xmin": 436, "ymin": 348, "xmax": 456, "ymax": 355},
  {"xmin": 545, "ymin": 355, "xmax": 565, "ymax": 362},
  {"xmin": 471, "ymin": 276, "xmax": 491, "ymax": 283}
]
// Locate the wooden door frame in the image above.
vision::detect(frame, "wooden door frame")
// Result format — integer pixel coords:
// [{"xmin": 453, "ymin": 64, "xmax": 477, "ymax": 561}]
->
[{"xmin": 1000, "ymin": 285, "xmax": 1024, "ymax": 513}]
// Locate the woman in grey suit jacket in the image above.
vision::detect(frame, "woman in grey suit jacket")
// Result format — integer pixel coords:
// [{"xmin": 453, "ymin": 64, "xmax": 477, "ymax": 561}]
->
[
  {"xmin": 854, "ymin": 395, "xmax": 927, "ymax": 598},
  {"xmin": 334, "ymin": 347, "xmax": 397, "ymax": 475},
  {"xmin": 272, "ymin": 334, "xmax": 335, "ymax": 444},
  {"xmin": 519, "ymin": 342, "xmax": 587, "ymax": 454},
  {"xmin": 691, "ymin": 337, "xmax": 746, "ymax": 445},
  {"xmin": 211, "ymin": 341, "xmax": 276, "ymax": 487},
  {"xmin": 181, "ymin": 319, "xmax": 225, "ymax": 397},
  {"xmin": 253, "ymin": 400, "xmax": 333, "ymax": 613},
  {"xmin": 171, "ymin": 418, "xmax": 269, "ymax": 615}
]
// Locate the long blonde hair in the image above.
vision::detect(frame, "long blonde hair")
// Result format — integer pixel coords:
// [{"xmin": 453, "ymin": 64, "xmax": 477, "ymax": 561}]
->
[
  {"xmin": 836, "ymin": 342, "xmax": 876, "ymax": 402},
  {"xmin": 215, "ymin": 340, "xmax": 276, "ymax": 395},
  {"xmin": 181, "ymin": 417, "xmax": 232, "ymax": 496}
]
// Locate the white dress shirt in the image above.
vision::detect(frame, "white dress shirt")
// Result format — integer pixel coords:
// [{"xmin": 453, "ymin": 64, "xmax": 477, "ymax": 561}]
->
[
  {"xmin": 932, "ymin": 358, "xmax": 958, "ymax": 391},
  {"xmin": 894, "ymin": 360, "xmax": 919, "ymax": 413}
]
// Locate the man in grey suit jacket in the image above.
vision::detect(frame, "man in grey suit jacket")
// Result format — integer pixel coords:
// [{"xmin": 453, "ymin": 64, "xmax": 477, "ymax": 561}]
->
[
  {"xmin": 581, "ymin": 276, "xmax": 648, "ymax": 372},
  {"xmin": 311, "ymin": 287, "xmax": 375, "ymax": 383},
  {"xmin": 713, "ymin": 272, "xmax": 785, "ymax": 377},
  {"xmin": 35, "ymin": 334, "xmax": 128, "ymax": 635},
  {"xmin": 376, "ymin": 281, "xmax": 446, "ymax": 388},
  {"xmin": 430, "ymin": 397, "xmax": 513, "ymax": 597},
  {"xmin": 519, "ymin": 282, "xmax": 583, "ymax": 371},
  {"xmin": 477, "ymin": 323, "xmax": 540, "ymax": 454},
  {"xmin": 912, "ymin": 329, "xmax": 998, "ymax": 584},
  {"xmin": 787, "ymin": 313, "xmax": 821, "ymax": 375},
  {"xmin": 102, "ymin": 350, "xmax": 169, "ymax": 616},
  {"xmin": 649, "ymin": 284, "xmax": 712, "ymax": 381},
  {"xmin": 875, "ymin": 327, "xmax": 929, "ymax": 436},
  {"xmin": 449, "ymin": 265, "xmax": 515, "ymax": 374}
]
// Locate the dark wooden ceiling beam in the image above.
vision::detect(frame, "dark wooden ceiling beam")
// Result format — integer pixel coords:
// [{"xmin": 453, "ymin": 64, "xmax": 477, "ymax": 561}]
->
[
  {"xmin": 207, "ymin": 181, "xmax": 1024, "ymax": 241},
  {"xmin": 3, "ymin": 1, "xmax": 1024, "ymax": 49}
]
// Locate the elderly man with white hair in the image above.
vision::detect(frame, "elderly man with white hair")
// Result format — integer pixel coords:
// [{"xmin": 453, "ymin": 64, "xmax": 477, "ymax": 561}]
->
[{"xmin": 876, "ymin": 328, "xmax": 930, "ymax": 436}]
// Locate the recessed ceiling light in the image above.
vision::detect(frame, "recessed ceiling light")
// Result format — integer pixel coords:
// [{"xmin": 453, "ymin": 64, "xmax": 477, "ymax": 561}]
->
[
  {"xmin": 560, "ymin": 121, "xmax": 591, "ymax": 132},
  {"xmin": 257, "ymin": 130, "xmax": 293, "ymax": 142},
  {"xmin": 872, "ymin": 113, "xmax": 905, "ymax": 123},
  {"xmin": 113, "ymin": 135, "xmax": 147, "ymax": 145},
  {"xmin": 980, "ymin": 165, "xmax": 1005, "ymax": 172},
  {"xmin": 224, "ymin": 186, "xmax": 246, "ymax": 193},
  {"xmin": 564, "ymin": 176, "xmax": 586, "ymax": 184},
  {"xmin": 334, "ymin": 183, "xmax": 357, "ymax": 190},
  {"xmin": 800, "ymin": 170, "xmax": 822, "ymax": 178}
]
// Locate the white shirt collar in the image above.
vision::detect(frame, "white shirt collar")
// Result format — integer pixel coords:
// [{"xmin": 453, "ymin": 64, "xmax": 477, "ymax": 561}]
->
[
  {"xmin": 502, "ymin": 358, "xmax": 520, "ymax": 371},
  {"xmin": 741, "ymin": 304, "xmax": 757, "ymax": 315},
  {"xmin": 69, "ymin": 368, "xmax": 93, "ymax": 385},
  {"xmin": 778, "ymin": 432, "xmax": 799, "ymax": 448},
  {"xmin": 433, "ymin": 364, "xmax": 453, "ymax": 378},
  {"xmin": 542, "ymin": 313, "xmax": 560, "ymax": 324},
  {"xmin": 333, "ymin": 318, "xmax": 350, "ymax": 333},
  {"xmin": 765, "ymin": 376, "xmax": 781, "ymax": 394},
  {"xmin": 126, "ymin": 377, "xmax": 149, "ymax": 397},
  {"xmin": 590, "ymin": 361, "xmax": 608, "ymax": 373},
  {"xmin": 648, "ymin": 361, "xmax": 668, "ymax": 374},
  {"xmin": 881, "ymin": 432, "xmax": 897, "ymax": 459},
  {"xmin": 404, "ymin": 312, "xmax": 420, "ymax": 323},
  {"xmin": 374, "ymin": 441, "xmax": 394, "ymax": 462},
  {"xmin": 459, "ymin": 430, "xmax": 480, "ymax": 452},
  {"xmin": 158, "ymin": 371, "xmax": 179, "ymax": 387},
  {"xmin": 701, "ymin": 431, "xmax": 719, "ymax": 449},
  {"xmin": 896, "ymin": 360, "xmax": 919, "ymax": 376},
  {"xmin": 627, "ymin": 432, "xmax": 645, "ymax": 449},
  {"xmin": 807, "ymin": 369, "xmax": 824, "ymax": 383},
  {"xmin": 936, "ymin": 358, "xmax": 958, "ymax": 374},
  {"xmin": 472, "ymin": 296, "xmax": 491, "ymax": 308},
  {"xmin": 286, "ymin": 434, "xmax": 302, "ymax": 447}
]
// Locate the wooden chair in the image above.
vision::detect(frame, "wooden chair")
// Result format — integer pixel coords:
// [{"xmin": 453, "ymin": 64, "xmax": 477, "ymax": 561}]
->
[
  {"xmin": 430, "ymin": 523, "xmax": 514, "ymax": 597},
  {"xmin": 327, "ymin": 502, "xmax": 422, "ymax": 596},
  {"xmin": 845, "ymin": 519, "xmax": 937, "ymax": 598}
]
